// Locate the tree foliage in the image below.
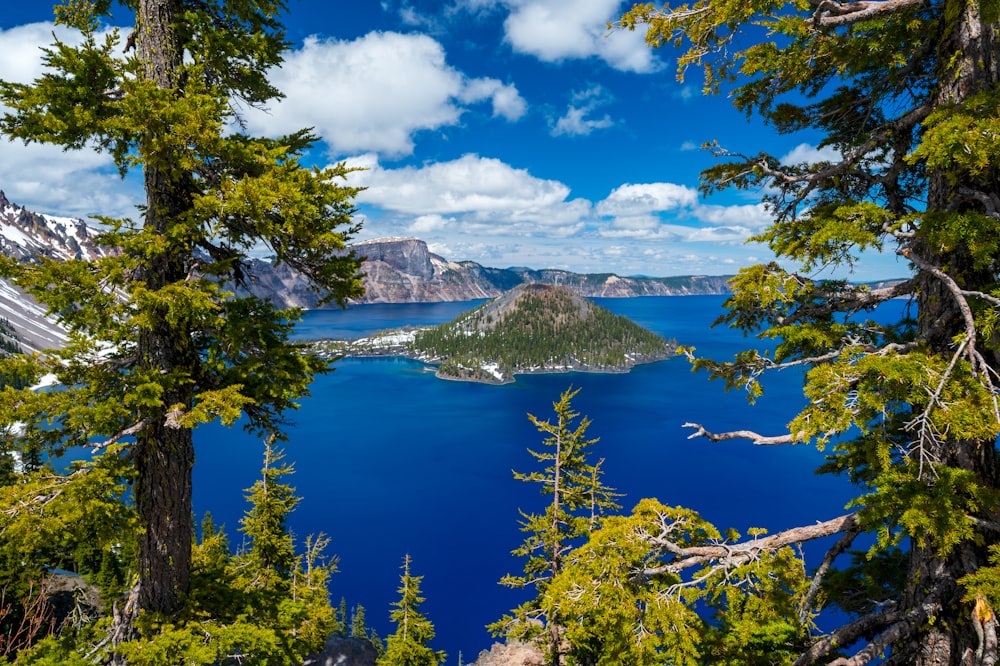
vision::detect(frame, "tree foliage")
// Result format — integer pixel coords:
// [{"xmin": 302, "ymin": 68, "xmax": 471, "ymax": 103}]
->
[
  {"xmin": 0, "ymin": 0, "xmax": 363, "ymax": 645},
  {"xmin": 377, "ymin": 555, "xmax": 445, "ymax": 666},
  {"xmin": 412, "ymin": 285, "xmax": 672, "ymax": 379},
  {"xmin": 558, "ymin": 0, "xmax": 1000, "ymax": 663},
  {"xmin": 491, "ymin": 387, "xmax": 621, "ymax": 665}
]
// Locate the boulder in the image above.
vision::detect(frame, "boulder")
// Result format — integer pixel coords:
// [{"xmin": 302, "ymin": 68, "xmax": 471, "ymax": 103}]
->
[{"xmin": 300, "ymin": 635, "xmax": 379, "ymax": 666}]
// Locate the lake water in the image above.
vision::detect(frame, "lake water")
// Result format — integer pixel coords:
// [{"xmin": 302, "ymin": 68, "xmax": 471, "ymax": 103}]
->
[{"xmin": 192, "ymin": 295, "xmax": 861, "ymax": 661}]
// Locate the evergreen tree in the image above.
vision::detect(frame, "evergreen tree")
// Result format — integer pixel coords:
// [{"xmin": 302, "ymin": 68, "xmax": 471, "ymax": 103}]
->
[
  {"xmin": 562, "ymin": 1, "xmax": 1000, "ymax": 662},
  {"xmin": 233, "ymin": 438, "xmax": 299, "ymax": 595},
  {"xmin": 491, "ymin": 387, "xmax": 620, "ymax": 665},
  {"xmin": 351, "ymin": 603, "xmax": 368, "ymax": 640},
  {"xmin": 0, "ymin": 0, "xmax": 363, "ymax": 634},
  {"xmin": 378, "ymin": 555, "xmax": 445, "ymax": 666}
]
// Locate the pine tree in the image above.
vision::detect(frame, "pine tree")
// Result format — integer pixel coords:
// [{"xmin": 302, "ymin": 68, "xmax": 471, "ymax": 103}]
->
[
  {"xmin": 233, "ymin": 438, "xmax": 299, "ymax": 595},
  {"xmin": 378, "ymin": 554, "xmax": 445, "ymax": 666},
  {"xmin": 351, "ymin": 603, "xmax": 369, "ymax": 640},
  {"xmin": 0, "ymin": 0, "xmax": 363, "ymax": 630},
  {"xmin": 592, "ymin": 1, "xmax": 1000, "ymax": 662},
  {"xmin": 491, "ymin": 387, "xmax": 620, "ymax": 665}
]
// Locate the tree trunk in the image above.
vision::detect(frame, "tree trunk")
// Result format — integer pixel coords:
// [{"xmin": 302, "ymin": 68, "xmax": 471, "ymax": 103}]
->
[
  {"xmin": 906, "ymin": 3, "xmax": 1000, "ymax": 663},
  {"xmin": 131, "ymin": 0, "xmax": 196, "ymax": 619}
]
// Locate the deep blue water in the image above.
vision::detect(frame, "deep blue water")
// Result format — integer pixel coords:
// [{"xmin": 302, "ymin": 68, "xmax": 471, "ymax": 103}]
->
[{"xmin": 192, "ymin": 296, "xmax": 860, "ymax": 661}]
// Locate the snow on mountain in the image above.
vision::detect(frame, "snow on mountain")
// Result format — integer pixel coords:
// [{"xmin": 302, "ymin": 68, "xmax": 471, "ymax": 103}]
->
[{"xmin": 0, "ymin": 191, "xmax": 112, "ymax": 352}]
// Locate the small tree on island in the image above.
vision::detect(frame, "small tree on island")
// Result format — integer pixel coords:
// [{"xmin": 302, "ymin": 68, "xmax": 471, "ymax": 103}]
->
[{"xmin": 378, "ymin": 554, "xmax": 446, "ymax": 666}]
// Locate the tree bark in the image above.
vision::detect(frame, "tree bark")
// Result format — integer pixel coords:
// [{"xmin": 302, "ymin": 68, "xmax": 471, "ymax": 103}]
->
[
  {"xmin": 132, "ymin": 0, "xmax": 196, "ymax": 618},
  {"xmin": 906, "ymin": 3, "xmax": 1000, "ymax": 663}
]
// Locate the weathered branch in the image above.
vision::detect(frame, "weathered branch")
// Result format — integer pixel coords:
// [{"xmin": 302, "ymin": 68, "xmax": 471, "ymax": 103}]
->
[
  {"xmin": 683, "ymin": 422, "xmax": 799, "ymax": 446},
  {"xmin": 794, "ymin": 602, "xmax": 901, "ymax": 665},
  {"xmin": 827, "ymin": 591, "xmax": 943, "ymax": 665},
  {"xmin": 811, "ymin": 0, "xmax": 926, "ymax": 28},
  {"xmin": 799, "ymin": 524, "xmax": 862, "ymax": 624},
  {"xmin": 642, "ymin": 512, "xmax": 859, "ymax": 575},
  {"xmin": 91, "ymin": 419, "xmax": 148, "ymax": 453}
]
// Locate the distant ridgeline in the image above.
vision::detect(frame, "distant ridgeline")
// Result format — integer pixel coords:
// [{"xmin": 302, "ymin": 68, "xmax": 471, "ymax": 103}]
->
[{"xmin": 312, "ymin": 284, "xmax": 676, "ymax": 384}]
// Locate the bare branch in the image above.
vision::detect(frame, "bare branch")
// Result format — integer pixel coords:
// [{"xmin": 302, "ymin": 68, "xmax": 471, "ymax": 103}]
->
[
  {"xmin": 683, "ymin": 422, "xmax": 800, "ymax": 446},
  {"xmin": 827, "ymin": 591, "xmax": 943, "ymax": 665},
  {"xmin": 91, "ymin": 419, "xmax": 148, "ymax": 453},
  {"xmin": 794, "ymin": 603, "xmax": 901, "ymax": 665},
  {"xmin": 811, "ymin": 0, "xmax": 926, "ymax": 28},
  {"xmin": 642, "ymin": 512, "xmax": 859, "ymax": 576},
  {"xmin": 799, "ymin": 525, "xmax": 862, "ymax": 624}
]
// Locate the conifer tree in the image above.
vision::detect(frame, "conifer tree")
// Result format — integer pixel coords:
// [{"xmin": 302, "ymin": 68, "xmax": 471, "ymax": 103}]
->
[
  {"xmin": 491, "ymin": 387, "xmax": 620, "ymax": 665},
  {"xmin": 562, "ymin": 1, "xmax": 1000, "ymax": 662},
  {"xmin": 0, "ymin": 0, "xmax": 363, "ymax": 632},
  {"xmin": 351, "ymin": 603, "xmax": 369, "ymax": 640},
  {"xmin": 233, "ymin": 439, "xmax": 299, "ymax": 595},
  {"xmin": 378, "ymin": 555, "xmax": 445, "ymax": 666}
]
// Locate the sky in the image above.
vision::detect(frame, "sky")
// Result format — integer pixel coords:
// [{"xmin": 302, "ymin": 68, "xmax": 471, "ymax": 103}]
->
[{"xmin": 0, "ymin": 1, "xmax": 908, "ymax": 280}]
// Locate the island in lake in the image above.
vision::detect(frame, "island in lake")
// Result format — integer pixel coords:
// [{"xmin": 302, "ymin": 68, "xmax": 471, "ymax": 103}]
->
[{"xmin": 308, "ymin": 283, "xmax": 677, "ymax": 384}]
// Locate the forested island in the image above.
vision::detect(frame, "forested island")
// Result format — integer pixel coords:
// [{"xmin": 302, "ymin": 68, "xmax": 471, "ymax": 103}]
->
[{"xmin": 309, "ymin": 284, "xmax": 675, "ymax": 384}]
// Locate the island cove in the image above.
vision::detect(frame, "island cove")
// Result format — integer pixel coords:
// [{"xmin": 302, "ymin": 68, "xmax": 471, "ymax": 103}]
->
[{"xmin": 306, "ymin": 284, "xmax": 677, "ymax": 384}]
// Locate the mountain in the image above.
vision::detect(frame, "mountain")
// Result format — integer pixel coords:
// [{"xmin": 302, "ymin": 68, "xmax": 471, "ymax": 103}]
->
[
  {"xmin": 0, "ymin": 192, "xmax": 113, "ymax": 352},
  {"xmin": 244, "ymin": 237, "xmax": 733, "ymax": 307},
  {"xmin": 408, "ymin": 283, "xmax": 675, "ymax": 383}
]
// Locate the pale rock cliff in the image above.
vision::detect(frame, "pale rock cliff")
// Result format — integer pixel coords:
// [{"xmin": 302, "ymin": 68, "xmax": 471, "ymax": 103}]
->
[{"xmin": 243, "ymin": 237, "xmax": 733, "ymax": 307}]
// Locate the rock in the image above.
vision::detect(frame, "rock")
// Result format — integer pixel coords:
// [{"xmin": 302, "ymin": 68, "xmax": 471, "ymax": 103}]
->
[
  {"xmin": 300, "ymin": 635, "xmax": 379, "ymax": 666},
  {"xmin": 467, "ymin": 641, "xmax": 544, "ymax": 666}
]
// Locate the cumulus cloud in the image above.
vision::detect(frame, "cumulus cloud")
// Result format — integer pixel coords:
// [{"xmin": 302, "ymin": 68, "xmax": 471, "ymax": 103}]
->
[
  {"xmin": 781, "ymin": 143, "xmax": 841, "ymax": 165},
  {"xmin": 243, "ymin": 32, "xmax": 526, "ymax": 157},
  {"xmin": 0, "ymin": 22, "xmax": 139, "ymax": 220},
  {"xmin": 343, "ymin": 153, "xmax": 594, "ymax": 239},
  {"xmin": 496, "ymin": 0, "xmax": 657, "ymax": 72},
  {"xmin": 551, "ymin": 85, "xmax": 613, "ymax": 137},
  {"xmin": 596, "ymin": 182, "xmax": 699, "ymax": 216},
  {"xmin": 0, "ymin": 140, "xmax": 140, "ymax": 221}
]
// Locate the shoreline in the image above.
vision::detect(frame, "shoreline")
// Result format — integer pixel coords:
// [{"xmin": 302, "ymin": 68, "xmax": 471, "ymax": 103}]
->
[{"xmin": 305, "ymin": 339, "xmax": 676, "ymax": 385}]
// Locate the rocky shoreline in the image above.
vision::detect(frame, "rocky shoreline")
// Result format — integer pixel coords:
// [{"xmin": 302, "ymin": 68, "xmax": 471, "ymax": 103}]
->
[{"xmin": 305, "ymin": 332, "xmax": 675, "ymax": 385}]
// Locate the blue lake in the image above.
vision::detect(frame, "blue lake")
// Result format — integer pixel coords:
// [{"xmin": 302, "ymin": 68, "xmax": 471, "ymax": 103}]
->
[{"xmin": 192, "ymin": 295, "xmax": 862, "ymax": 661}]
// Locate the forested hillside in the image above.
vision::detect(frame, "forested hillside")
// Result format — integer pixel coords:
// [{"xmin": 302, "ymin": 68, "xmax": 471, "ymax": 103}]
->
[{"xmin": 411, "ymin": 284, "xmax": 673, "ymax": 382}]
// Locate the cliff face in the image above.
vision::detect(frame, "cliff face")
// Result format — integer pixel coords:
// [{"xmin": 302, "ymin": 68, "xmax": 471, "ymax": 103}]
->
[{"xmin": 244, "ymin": 237, "xmax": 732, "ymax": 307}]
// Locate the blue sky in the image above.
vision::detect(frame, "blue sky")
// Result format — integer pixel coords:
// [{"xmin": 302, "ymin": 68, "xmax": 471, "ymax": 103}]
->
[{"xmin": 0, "ymin": 1, "xmax": 906, "ymax": 280}]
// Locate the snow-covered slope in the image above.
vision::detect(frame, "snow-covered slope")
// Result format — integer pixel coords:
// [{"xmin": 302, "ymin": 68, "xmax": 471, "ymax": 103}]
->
[{"xmin": 0, "ymin": 191, "xmax": 112, "ymax": 352}]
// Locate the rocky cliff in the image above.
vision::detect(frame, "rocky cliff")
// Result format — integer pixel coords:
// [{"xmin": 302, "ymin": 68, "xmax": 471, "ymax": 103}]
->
[{"xmin": 244, "ymin": 237, "xmax": 732, "ymax": 307}]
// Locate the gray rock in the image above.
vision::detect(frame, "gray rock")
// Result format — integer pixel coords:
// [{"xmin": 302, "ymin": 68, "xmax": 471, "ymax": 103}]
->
[{"xmin": 300, "ymin": 635, "xmax": 379, "ymax": 666}]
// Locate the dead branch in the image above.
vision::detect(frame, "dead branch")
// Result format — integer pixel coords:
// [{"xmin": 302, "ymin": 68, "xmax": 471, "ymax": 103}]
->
[
  {"xmin": 91, "ymin": 419, "xmax": 149, "ymax": 453},
  {"xmin": 794, "ymin": 602, "xmax": 901, "ymax": 665},
  {"xmin": 827, "ymin": 590, "xmax": 943, "ymax": 665},
  {"xmin": 683, "ymin": 422, "xmax": 799, "ymax": 445},
  {"xmin": 811, "ymin": 0, "xmax": 926, "ymax": 28},
  {"xmin": 799, "ymin": 524, "xmax": 862, "ymax": 624},
  {"xmin": 641, "ymin": 512, "xmax": 859, "ymax": 576}
]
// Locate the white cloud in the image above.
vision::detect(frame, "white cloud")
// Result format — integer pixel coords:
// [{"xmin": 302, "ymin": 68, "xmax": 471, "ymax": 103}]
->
[
  {"xmin": 551, "ymin": 85, "xmax": 613, "ymax": 137},
  {"xmin": 243, "ymin": 32, "xmax": 526, "ymax": 157},
  {"xmin": 693, "ymin": 203, "xmax": 770, "ymax": 229},
  {"xmin": 347, "ymin": 153, "xmax": 581, "ymax": 221},
  {"xmin": 498, "ymin": 0, "xmax": 657, "ymax": 72},
  {"xmin": 0, "ymin": 21, "xmax": 125, "ymax": 84},
  {"xmin": 0, "ymin": 139, "xmax": 139, "ymax": 221},
  {"xmin": 459, "ymin": 78, "xmax": 527, "ymax": 121},
  {"xmin": 596, "ymin": 182, "xmax": 698, "ymax": 216},
  {"xmin": 781, "ymin": 143, "xmax": 841, "ymax": 165}
]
